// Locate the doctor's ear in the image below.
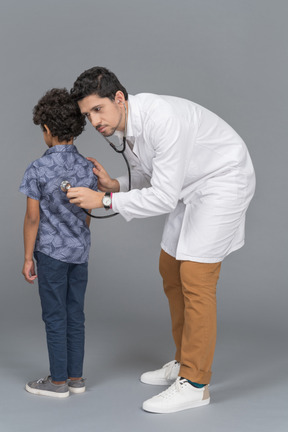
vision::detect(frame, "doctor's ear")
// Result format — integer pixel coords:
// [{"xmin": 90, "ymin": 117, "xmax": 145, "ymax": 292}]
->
[{"xmin": 115, "ymin": 91, "xmax": 125, "ymax": 105}]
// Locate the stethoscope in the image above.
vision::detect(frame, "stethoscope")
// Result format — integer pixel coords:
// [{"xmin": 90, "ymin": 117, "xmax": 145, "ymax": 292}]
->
[{"xmin": 60, "ymin": 102, "xmax": 131, "ymax": 219}]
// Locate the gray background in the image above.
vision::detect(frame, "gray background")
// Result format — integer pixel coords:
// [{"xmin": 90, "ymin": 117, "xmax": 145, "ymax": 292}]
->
[{"xmin": 0, "ymin": 0, "xmax": 287, "ymax": 431}]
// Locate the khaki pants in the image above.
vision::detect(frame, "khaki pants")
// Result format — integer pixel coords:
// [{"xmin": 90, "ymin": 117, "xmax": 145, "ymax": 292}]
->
[{"xmin": 159, "ymin": 249, "xmax": 222, "ymax": 384}]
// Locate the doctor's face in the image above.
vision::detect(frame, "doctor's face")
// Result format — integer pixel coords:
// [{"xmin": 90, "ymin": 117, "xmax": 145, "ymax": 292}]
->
[{"xmin": 78, "ymin": 92, "xmax": 126, "ymax": 137}]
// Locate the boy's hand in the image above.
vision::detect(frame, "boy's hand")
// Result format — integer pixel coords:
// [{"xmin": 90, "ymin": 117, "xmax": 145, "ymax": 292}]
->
[{"xmin": 22, "ymin": 259, "xmax": 37, "ymax": 284}]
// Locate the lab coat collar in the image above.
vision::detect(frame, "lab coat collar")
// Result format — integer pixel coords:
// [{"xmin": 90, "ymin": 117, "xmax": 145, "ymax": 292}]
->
[
  {"xmin": 114, "ymin": 95, "xmax": 142, "ymax": 155},
  {"xmin": 126, "ymin": 94, "xmax": 142, "ymax": 142}
]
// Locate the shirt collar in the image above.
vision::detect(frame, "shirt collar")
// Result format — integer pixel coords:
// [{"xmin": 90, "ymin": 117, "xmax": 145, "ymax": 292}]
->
[{"xmin": 44, "ymin": 144, "xmax": 79, "ymax": 156}]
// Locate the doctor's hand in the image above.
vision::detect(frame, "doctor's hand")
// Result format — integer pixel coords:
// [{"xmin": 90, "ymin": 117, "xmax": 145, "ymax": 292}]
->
[
  {"xmin": 87, "ymin": 157, "xmax": 120, "ymax": 192},
  {"xmin": 67, "ymin": 188, "xmax": 105, "ymax": 209}
]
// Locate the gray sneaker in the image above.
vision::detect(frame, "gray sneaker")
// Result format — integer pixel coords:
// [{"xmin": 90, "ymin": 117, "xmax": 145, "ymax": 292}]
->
[
  {"xmin": 25, "ymin": 376, "xmax": 69, "ymax": 398},
  {"xmin": 68, "ymin": 378, "xmax": 86, "ymax": 394}
]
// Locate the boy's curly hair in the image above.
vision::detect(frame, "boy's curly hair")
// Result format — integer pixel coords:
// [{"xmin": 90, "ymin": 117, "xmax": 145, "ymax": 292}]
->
[{"xmin": 33, "ymin": 88, "xmax": 86, "ymax": 142}]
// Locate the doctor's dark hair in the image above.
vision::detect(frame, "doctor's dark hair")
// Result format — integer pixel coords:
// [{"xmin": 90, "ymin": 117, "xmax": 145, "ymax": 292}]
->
[
  {"xmin": 33, "ymin": 88, "xmax": 86, "ymax": 142},
  {"xmin": 70, "ymin": 66, "xmax": 128, "ymax": 102}
]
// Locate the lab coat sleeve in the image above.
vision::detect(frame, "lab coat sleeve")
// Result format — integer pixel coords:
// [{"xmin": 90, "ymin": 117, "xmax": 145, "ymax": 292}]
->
[{"xmin": 112, "ymin": 116, "xmax": 191, "ymax": 221}]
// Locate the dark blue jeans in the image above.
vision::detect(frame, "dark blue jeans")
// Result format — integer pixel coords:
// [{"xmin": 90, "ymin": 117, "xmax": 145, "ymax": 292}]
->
[{"xmin": 34, "ymin": 251, "xmax": 88, "ymax": 381}]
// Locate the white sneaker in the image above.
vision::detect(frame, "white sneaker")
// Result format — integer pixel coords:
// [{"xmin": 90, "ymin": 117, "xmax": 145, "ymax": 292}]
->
[
  {"xmin": 142, "ymin": 377, "xmax": 210, "ymax": 413},
  {"xmin": 140, "ymin": 360, "xmax": 180, "ymax": 385}
]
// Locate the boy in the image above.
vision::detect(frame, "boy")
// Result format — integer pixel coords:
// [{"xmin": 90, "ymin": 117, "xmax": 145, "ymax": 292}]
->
[{"xmin": 20, "ymin": 88, "xmax": 98, "ymax": 398}]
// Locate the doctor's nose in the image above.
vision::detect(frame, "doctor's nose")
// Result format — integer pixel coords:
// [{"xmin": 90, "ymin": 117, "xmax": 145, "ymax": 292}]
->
[{"xmin": 89, "ymin": 113, "xmax": 101, "ymax": 128}]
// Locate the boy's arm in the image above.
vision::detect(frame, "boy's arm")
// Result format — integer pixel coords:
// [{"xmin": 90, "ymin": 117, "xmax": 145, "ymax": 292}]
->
[
  {"xmin": 22, "ymin": 197, "xmax": 40, "ymax": 284},
  {"xmin": 86, "ymin": 210, "xmax": 91, "ymax": 228}
]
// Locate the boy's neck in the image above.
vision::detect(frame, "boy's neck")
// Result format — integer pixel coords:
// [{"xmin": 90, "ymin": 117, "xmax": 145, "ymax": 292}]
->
[{"xmin": 50, "ymin": 138, "xmax": 73, "ymax": 147}]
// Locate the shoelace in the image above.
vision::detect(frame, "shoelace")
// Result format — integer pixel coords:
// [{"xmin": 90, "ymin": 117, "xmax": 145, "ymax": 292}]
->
[
  {"xmin": 36, "ymin": 377, "xmax": 47, "ymax": 384},
  {"xmin": 164, "ymin": 361, "xmax": 180, "ymax": 379},
  {"xmin": 158, "ymin": 378, "xmax": 187, "ymax": 399}
]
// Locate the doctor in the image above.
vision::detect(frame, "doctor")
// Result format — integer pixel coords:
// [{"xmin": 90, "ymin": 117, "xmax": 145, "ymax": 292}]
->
[{"xmin": 68, "ymin": 66, "xmax": 255, "ymax": 414}]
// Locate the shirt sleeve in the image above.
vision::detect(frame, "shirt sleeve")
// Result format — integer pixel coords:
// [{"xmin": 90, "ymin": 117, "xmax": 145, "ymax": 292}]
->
[
  {"xmin": 90, "ymin": 173, "xmax": 98, "ymax": 191},
  {"xmin": 112, "ymin": 115, "xmax": 191, "ymax": 221},
  {"xmin": 19, "ymin": 163, "xmax": 41, "ymax": 200}
]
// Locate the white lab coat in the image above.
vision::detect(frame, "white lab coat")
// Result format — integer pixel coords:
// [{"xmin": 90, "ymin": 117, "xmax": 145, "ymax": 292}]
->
[{"xmin": 112, "ymin": 94, "xmax": 255, "ymax": 263}]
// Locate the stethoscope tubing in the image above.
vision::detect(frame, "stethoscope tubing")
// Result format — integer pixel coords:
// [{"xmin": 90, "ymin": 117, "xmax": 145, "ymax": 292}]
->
[
  {"xmin": 62, "ymin": 103, "xmax": 131, "ymax": 220},
  {"xmin": 82, "ymin": 141, "xmax": 131, "ymax": 219}
]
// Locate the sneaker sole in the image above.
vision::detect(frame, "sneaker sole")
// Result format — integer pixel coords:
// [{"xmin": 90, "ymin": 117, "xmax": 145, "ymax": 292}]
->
[
  {"xmin": 69, "ymin": 386, "xmax": 86, "ymax": 394},
  {"xmin": 25, "ymin": 384, "xmax": 69, "ymax": 398},
  {"xmin": 142, "ymin": 397, "xmax": 210, "ymax": 413},
  {"xmin": 140, "ymin": 375, "xmax": 211, "ymax": 387}
]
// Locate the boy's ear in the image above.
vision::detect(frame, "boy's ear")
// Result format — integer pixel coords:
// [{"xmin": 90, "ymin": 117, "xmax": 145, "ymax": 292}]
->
[{"xmin": 43, "ymin": 124, "xmax": 51, "ymax": 135}]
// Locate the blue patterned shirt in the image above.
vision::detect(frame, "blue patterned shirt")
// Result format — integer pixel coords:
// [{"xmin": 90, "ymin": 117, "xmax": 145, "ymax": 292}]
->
[{"xmin": 19, "ymin": 144, "xmax": 98, "ymax": 264}]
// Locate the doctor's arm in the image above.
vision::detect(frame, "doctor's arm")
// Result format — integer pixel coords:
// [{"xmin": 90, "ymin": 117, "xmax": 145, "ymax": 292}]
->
[
  {"xmin": 67, "ymin": 118, "xmax": 188, "ymax": 214},
  {"xmin": 66, "ymin": 157, "xmax": 119, "ymax": 208},
  {"xmin": 111, "ymin": 117, "xmax": 189, "ymax": 220},
  {"xmin": 22, "ymin": 197, "xmax": 40, "ymax": 284},
  {"xmin": 67, "ymin": 152, "xmax": 150, "ymax": 207},
  {"xmin": 66, "ymin": 156, "xmax": 119, "ymax": 208}
]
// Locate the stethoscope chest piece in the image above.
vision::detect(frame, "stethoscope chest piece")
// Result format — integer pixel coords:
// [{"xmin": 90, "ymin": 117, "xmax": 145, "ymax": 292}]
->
[{"xmin": 60, "ymin": 180, "xmax": 71, "ymax": 192}]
